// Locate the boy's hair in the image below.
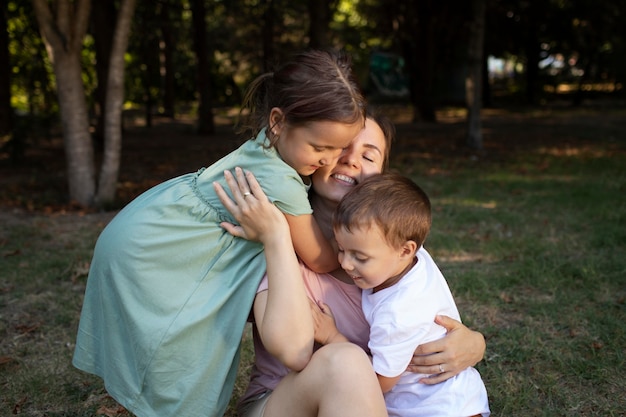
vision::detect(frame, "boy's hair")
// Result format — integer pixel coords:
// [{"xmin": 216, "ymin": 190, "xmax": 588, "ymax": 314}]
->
[
  {"xmin": 333, "ymin": 173, "xmax": 431, "ymax": 249},
  {"xmin": 238, "ymin": 49, "xmax": 366, "ymax": 140}
]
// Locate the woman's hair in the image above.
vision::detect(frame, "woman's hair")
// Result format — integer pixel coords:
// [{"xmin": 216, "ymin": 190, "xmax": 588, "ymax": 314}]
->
[
  {"xmin": 238, "ymin": 49, "xmax": 366, "ymax": 140},
  {"xmin": 333, "ymin": 173, "xmax": 431, "ymax": 249},
  {"xmin": 366, "ymin": 108, "xmax": 395, "ymax": 171}
]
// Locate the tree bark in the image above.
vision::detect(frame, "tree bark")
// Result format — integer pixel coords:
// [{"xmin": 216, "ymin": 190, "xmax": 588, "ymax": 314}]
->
[
  {"xmin": 466, "ymin": 0, "xmax": 486, "ymax": 150},
  {"xmin": 159, "ymin": 0, "xmax": 176, "ymax": 118},
  {"xmin": 91, "ymin": 0, "xmax": 116, "ymax": 146},
  {"xmin": 0, "ymin": 1, "xmax": 12, "ymax": 136},
  {"xmin": 308, "ymin": 0, "xmax": 332, "ymax": 48},
  {"xmin": 398, "ymin": 0, "xmax": 437, "ymax": 122},
  {"xmin": 32, "ymin": 0, "xmax": 95, "ymax": 206},
  {"xmin": 96, "ymin": 0, "xmax": 137, "ymax": 206},
  {"xmin": 261, "ymin": 0, "xmax": 275, "ymax": 70},
  {"xmin": 192, "ymin": 0, "xmax": 214, "ymax": 135},
  {"xmin": 524, "ymin": 2, "xmax": 540, "ymax": 105}
]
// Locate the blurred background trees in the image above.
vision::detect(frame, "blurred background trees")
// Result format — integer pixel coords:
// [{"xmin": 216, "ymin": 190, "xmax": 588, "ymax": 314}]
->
[{"xmin": 1, "ymin": 0, "xmax": 624, "ymax": 207}]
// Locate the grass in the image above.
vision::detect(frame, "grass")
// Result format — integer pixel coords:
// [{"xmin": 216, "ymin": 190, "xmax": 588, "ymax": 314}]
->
[
  {"xmin": 412, "ymin": 132, "xmax": 626, "ymax": 416},
  {"xmin": 1, "ymin": 106, "xmax": 625, "ymax": 416}
]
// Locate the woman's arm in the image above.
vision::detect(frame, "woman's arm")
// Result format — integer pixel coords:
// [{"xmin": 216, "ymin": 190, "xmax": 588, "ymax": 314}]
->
[
  {"xmin": 284, "ymin": 213, "xmax": 340, "ymax": 274},
  {"xmin": 214, "ymin": 168, "xmax": 314, "ymax": 370},
  {"xmin": 407, "ymin": 315, "xmax": 486, "ymax": 385}
]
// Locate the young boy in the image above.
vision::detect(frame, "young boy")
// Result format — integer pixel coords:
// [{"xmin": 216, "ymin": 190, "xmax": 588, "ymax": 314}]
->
[{"xmin": 332, "ymin": 173, "xmax": 490, "ymax": 417}]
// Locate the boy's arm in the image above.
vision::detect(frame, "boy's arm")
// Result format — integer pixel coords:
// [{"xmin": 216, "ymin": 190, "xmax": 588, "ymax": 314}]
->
[
  {"xmin": 284, "ymin": 213, "xmax": 340, "ymax": 273},
  {"xmin": 377, "ymin": 373, "xmax": 402, "ymax": 393}
]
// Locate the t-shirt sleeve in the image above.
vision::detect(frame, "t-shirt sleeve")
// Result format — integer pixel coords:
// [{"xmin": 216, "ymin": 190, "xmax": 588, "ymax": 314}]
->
[
  {"xmin": 259, "ymin": 171, "xmax": 312, "ymax": 216},
  {"xmin": 369, "ymin": 305, "xmax": 432, "ymax": 378}
]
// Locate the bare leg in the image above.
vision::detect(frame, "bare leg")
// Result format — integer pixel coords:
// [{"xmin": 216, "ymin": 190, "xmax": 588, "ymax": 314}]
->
[{"xmin": 263, "ymin": 343, "xmax": 387, "ymax": 417}]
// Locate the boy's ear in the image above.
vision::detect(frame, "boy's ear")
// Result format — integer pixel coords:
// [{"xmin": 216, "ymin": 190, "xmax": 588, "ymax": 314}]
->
[{"xmin": 401, "ymin": 240, "xmax": 418, "ymax": 258}]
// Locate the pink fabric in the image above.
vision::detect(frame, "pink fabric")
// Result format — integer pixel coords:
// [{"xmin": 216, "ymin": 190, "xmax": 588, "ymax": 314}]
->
[{"xmin": 239, "ymin": 261, "xmax": 369, "ymax": 403}]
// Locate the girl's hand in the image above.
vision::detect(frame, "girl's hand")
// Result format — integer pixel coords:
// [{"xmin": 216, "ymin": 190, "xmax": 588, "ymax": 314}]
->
[
  {"xmin": 406, "ymin": 315, "xmax": 486, "ymax": 385},
  {"xmin": 213, "ymin": 167, "xmax": 289, "ymax": 243},
  {"xmin": 308, "ymin": 299, "xmax": 349, "ymax": 345}
]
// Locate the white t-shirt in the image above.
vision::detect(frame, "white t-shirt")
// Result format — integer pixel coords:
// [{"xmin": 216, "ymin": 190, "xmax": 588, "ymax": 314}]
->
[{"xmin": 362, "ymin": 247, "xmax": 490, "ymax": 417}]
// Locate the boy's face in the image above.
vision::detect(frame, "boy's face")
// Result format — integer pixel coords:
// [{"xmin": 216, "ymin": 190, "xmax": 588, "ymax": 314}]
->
[{"xmin": 335, "ymin": 223, "xmax": 415, "ymax": 292}]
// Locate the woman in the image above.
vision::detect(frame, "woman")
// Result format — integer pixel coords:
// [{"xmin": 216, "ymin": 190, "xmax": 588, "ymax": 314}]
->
[{"xmin": 215, "ymin": 113, "xmax": 486, "ymax": 417}]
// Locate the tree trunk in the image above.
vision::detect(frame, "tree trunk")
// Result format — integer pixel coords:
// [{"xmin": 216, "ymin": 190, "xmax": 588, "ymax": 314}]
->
[
  {"xmin": 192, "ymin": 0, "xmax": 214, "ymax": 135},
  {"xmin": 96, "ymin": 0, "xmax": 137, "ymax": 206},
  {"xmin": 261, "ymin": 0, "xmax": 275, "ymax": 70},
  {"xmin": 524, "ymin": 2, "xmax": 540, "ymax": 105},
  {"xmin": 308, "ymin": 0, "xmax": 332, "ymax": 48},
  {"xmin": 32, "ymin": 0, "xmax": 96, "ymax": 207},
  {"xmin": 0, "ymin": 1, "xmax": 12, "ymax": 136},
  {"xmin": 159, "ymin": 0, "xmax": 176, "ymax": 118},
  {"xmin": 466, "ymin": 0, "xmax": 485, "ymax": 150},
  {"xmin": 91, "ymin": 0, "xmax": 116, "ymax": 146},
  {"xmin": 400, "ymin": 0, "xmax": 436, "ymax": 122}
]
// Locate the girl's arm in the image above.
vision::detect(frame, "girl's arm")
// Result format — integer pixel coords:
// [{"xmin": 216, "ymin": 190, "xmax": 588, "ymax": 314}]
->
[
  {"xmin": 214, "ymin": 168, "xmax": 314, "ymax": 370},
  {"xmin": 284, "ymin": 213, "xmax": 339, "ymax": 273},
  {"xmin": 407, "ymin": 315, "xmax": 486, "ymax": 384},
  {"xmin": 377, "ymin": 374, "xmax": 402, "ymax": 393}
]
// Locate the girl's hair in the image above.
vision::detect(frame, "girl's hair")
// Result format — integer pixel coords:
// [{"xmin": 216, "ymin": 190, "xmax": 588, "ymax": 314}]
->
[
  {"xmin": 238, "ymin": 49, "xmax": 366, "ymax": 140},
  {"xmin": 333, "ymin": 173, "xmax": 431, "ymax": 249}
]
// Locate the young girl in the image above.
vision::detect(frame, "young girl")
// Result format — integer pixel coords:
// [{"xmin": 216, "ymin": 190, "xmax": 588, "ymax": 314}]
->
[{"xmin": 72, "ymin": 49, "xmax": 366, "ymax": 417}]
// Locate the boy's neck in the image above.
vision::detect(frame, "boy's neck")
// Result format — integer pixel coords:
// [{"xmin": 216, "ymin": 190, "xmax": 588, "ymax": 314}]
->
[{"xmin": 373, "ymin": 256, "xmax": 418, "ymax": 293}]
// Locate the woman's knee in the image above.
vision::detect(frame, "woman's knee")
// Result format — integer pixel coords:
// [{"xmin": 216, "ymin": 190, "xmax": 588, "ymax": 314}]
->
[{"xmin": 313, "ymin": 343, "xmax": 374, "ymax": 380}]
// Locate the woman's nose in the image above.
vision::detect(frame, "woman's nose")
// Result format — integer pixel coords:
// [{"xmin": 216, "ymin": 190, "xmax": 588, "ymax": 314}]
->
[{"xmin": 338, "ymin": 150, "xmax": 358, "ymax": 167}]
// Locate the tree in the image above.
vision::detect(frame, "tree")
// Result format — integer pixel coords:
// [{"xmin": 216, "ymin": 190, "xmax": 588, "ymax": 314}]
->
[
  {"xmin": 308, "ymin": 0, "xmax": 334, "ymax": 48},
  {"xmin": 33, "ymin": 0, "xmax": 137, "ymax": 207},
  {"xmin": 158, "ymin": 0, "xmax": 176, "ymax": 118},
  {"xmin": 260, "ymin": 0, "xmax": 276, "ymax": 69},
  {"xmin": 90, "ymin": 0, "xmax": 116, "ymax": 145},
  {"xmin": 466, "ymin": 0, "xmax": 486, "ymax": 149},
  {"xmin": 0, "ymin": 1, "xmax": 12, "ymax": 136},
  {"xmin": 32, "ymin": 0, "xmax": 95, "ymax": 206},
  {"xmin": 192, "ymin": 0, "xmax": 215, "ymax": 135},
  {"xmin": 96, "ymin": 0, "xmax": 137, "ymax": 206}
]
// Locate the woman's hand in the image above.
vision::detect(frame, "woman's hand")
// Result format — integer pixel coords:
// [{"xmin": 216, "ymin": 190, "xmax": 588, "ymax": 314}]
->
[
  {"xmin": 407, "ymin": 315, "xmax": 486, "ymax": 385},
  {"xmin": 309, "ymin": 299, "xmax": 349, "ymax": 345},
  {"xmin": 214, "ymin": 167, "xmax": 289, "ymax": 243}
]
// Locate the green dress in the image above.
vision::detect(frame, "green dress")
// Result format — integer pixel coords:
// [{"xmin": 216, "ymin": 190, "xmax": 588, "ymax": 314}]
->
[{"xmin": 72, "ymin": 130, "xmax": 311, "ymax": 417}]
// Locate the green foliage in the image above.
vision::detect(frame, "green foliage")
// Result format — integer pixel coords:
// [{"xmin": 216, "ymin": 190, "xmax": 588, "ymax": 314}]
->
[{"xmin": 6, "ymin": 1, "xmax": 57, "ymax": 115}]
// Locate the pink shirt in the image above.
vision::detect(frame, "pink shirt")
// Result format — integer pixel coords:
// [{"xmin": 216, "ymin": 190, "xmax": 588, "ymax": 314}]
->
[{"xmin": 239, "ymin": 261, "xmax": 369, "ymax": 403}]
